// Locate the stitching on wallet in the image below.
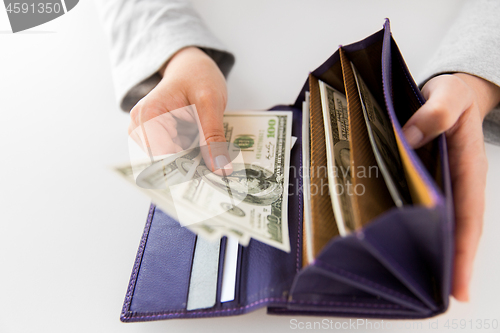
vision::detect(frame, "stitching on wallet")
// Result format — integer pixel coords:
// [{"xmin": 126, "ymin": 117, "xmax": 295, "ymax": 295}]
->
[
  {"xmin": 124, "ymin": 297, "xmax": 287, "ymax": 320},
  {"xmin": 397, "ymin": 56, "xmax": 425, "ymax": 105},
  {"xmin": 296, "ymin": 142, "xmax": 303, "ymax": 273},
  {"xmin": 291, "ymin": 299, "xmax": 400, "ymax": 309},
  {"xmin": 381, "ymin": 34, "xmax": 394, "ymax": 125},
  {"xmin": 314, "ymin": 260, "xmax": 425, "ymax": 307},
  {"xmin": 122, "ymin": 204, "xmax": 156, "ymax": 315},
  {"xmin": 396, "ymin": 54, "xmax": 441, "ymax": 198},
  {"xmin": 124, "ymin": 295, "xmax": 403, "ymax": 320},
  {"xmin": 269, "ymin": 308, "xmax": 423, "ymax": 319}
]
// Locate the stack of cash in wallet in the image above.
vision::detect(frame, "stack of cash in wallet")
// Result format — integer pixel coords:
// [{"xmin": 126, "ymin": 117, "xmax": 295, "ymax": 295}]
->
[
  {"xmin": 304, "ymin": 64, "xmax": 411, "ymax": 247},
  {"xmin": 114, "ymin": 110, "xmax": 294, "ymax": 252}
]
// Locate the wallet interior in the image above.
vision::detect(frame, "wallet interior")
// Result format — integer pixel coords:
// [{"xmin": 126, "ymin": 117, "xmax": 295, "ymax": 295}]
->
[
  {"xmin": 304, "ymin": 38, "xmax": 444, "ymax": 264},
  {"xmin": 121, "ymin": 20, "xmax": 453, "ymax": 322},
  {"xmin": 288, "ymin": 23, "xmax": 452, "ymax": 316}
]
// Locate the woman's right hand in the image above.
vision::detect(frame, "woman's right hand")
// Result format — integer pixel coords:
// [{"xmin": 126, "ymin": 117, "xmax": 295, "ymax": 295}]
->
[{"xmin": 128, "ymin": 46, "xmax": 232, "ymax": 173}]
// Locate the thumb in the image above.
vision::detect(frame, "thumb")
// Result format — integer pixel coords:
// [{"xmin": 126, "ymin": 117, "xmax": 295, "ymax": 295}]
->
[
  {"xmin": 402, "ymin": 75, "xmax": 473, "ymax": 149},
  {"xmin": 194, "ymin": 101, "xmax": 233, "ymax": 175}
]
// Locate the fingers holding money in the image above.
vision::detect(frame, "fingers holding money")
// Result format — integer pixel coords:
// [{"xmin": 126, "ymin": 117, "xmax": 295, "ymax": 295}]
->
[
  {"xmin": 128, "ymin": 100, "xmax": 234, "ymax": 177},
  {"xmin": 127, "ymin": 46, "xmax": 233, "ymax": 171},
  {"xmin": 402, "ymin": 73, "xmax": 500, "ymax": 149},
  {"xmin": 117, "ymin": 111, "xmax": 294, "ymax": 252}
]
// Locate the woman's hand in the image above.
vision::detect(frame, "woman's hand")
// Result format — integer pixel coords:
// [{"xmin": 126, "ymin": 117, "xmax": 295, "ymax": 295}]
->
[
  {"xmin": 128, "ymin": 46, "xmax": 232, "ymax": 172},
  {"xmin": 403, "ymin": 73, "xmax": 500, "ymax": 301}
]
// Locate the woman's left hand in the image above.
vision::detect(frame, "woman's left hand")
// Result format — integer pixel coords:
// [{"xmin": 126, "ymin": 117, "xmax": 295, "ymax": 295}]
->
[{"xmin": 402, "ymin": 73, "xmax": 500, "ymax": 302}]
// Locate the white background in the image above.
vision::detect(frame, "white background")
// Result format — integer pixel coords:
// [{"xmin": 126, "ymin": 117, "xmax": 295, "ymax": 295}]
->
[{"xmin": 0, "ymin": 1, "xmax": 499, "ymax": 332}]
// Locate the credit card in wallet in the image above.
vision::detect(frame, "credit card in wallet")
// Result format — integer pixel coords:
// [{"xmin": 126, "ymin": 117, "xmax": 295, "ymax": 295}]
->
[
  {"xmin": 186, "ymin": 237, "xmax": 221, "ymax": 311},
  {"xmin": 186, "ymin": 236, "xmax": 239, "ymax": 310}
]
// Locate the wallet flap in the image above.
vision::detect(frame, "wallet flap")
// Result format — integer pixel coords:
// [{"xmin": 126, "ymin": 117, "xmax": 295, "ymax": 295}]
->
[
  {"xmin": 381, "ymin": 20, "xmax": 442, "ymax": 207},
  {"xmin": 121, "ymin": 207, "xmax": 197, "ymax": 321},
  {"xmin": 307, "ymin": 75, "xmax": 339, "ymax": 257},
  {"xmin": 291, "ymin": 235, "xmax": 430, "ymax": 314},
  {"xmin": 360, "ymin": 206, "xmax": 443, "ymax": 311},
  {"xmin": 287, "ymin": 19, "xmax": 452, "ymax": 318},
  {"xmin": 380, "ymin": 19, "xmax": 453, "ymax": 308},
  {"xmin": 287, "ymin": 264, "xmax": 428, "ymax": 316}
]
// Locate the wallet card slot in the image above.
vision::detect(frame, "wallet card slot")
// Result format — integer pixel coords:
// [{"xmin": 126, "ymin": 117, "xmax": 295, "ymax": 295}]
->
[
  {"xmin": 379, "ymin": 25, "xmax": 443, "ymax": 207},
  {"xmin": 291, "ymin": 236, "xmax": 430, "ymax": 314},
  {"xmin": 339, "ymin": 47, "xmax": 395, "ymax": 227},
  {"xmin": 125, "ymin": 207, "xmax": 197, "ymax": 315},
  {"xmin": 288, "ymin": 268, "xmax": 421, "ymax": 315},
  {"xmin": 312, "ymin": 251, "xmax": 430, "ymax": 314},
  {"xmin": 291, "ymin": 265, "xmax": 389, "ymax": 299},
  {"xmin": 307, "ymin": 75, "xmax": 340, "ymax": 257},
  {"xmin": 186, "ymin": 236, "xmax": 221, "ymax": 311},
  {"xmin": 360, "ymin": 205, "xmax": 443, "ymax": 310},
  {"xmin": 219, "ymin": 240, "xmax": 244, "ymax": 310},
  {"xmin": 343, "ymin": 40, "xmax": 386, "ymax": 109},
  {"xmin": 391, "ymin": 42, "xmax": 443, "ymax": 194},
  {"xmin": 235, "ymin": 244, "xmax": 243, "ymax": 305},
  {"xmin": 215, "ymin": 237, "xmax": 227, "ymax": 305},
  {"xmin": 312, "ymin": 53, "xmax": 345, "ymax": 95}
]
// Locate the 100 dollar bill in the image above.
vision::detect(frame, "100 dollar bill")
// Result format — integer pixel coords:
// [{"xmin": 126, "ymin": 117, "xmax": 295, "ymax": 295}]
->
[
  {"xmin": 319, "ymin": 80, "xmax": 357, "ymax": 236},
  {"xmin": 350, "ymin": 63, "xmax": 411, "ymax": 207},
  {"xmin": 114, "ymin": 111, "xmax": 293, "ymax": 252}
]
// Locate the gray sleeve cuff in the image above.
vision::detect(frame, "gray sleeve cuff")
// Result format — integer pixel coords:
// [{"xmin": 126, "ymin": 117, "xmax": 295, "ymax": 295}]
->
[
  {"xmin": 417, "ymin": 0, "xmax": 500, "ymax": 88},
  {"xmin": 120, "ymin": 47, "xmax": 234, "ymax": 111},
  {"xmin": 416, "ymin": 0, "xmax": 500, "ymax": 145},
  {"xmin": 484, "ymin": 107, "xmax": 500, "ymax": 145},
  {"xmin": 97, "ymin": 0, "xmax": 235, "ymax": 111}
]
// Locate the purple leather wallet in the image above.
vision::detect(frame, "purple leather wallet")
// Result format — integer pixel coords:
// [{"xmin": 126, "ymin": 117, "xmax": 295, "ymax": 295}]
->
[{"xmin": 120, "ymin": 19, "xmax": 454, "ymax": 322}]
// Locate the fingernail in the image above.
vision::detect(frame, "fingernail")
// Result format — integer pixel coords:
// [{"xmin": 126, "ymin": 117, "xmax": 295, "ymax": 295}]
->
[
  {"xmin": 463, "ymin": 291, "xmax": 470, "ymax": 302},
  {"xmin": 214, "ymin": 155, "xmax": 231, "ymax": 170},
  {"xmin": 403, "ymin": 125, "xmax": 424, "ymax": 148},
  {"xmin": 455, "ymin": 287, "xmax": 470, "ymax": 303}
]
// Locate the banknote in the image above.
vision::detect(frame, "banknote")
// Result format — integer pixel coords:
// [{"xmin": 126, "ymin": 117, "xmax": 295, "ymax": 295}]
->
[
  {"xmin": 166, "ymin": 111, "xmax": 293, "ymax": 252},
  {"xmin": 114, "ymin": 111, "xmax": 293, "ymax": 252},
  {"xmin": 114, "ymin": 154, "xmax": 247, "ymax": 243},
  {"xmin": 319, "ymin": 80, "xmax": 357, "ymax": 236},
  {"xmin": 350, "ymin": 63, "xmax": 411, "ymax": 207}
]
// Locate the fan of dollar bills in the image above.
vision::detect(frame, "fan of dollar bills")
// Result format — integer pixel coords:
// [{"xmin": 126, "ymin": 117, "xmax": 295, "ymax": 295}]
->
[{"xmin": 114, "ymin": 109, "xmax": 294, "ymax": 252}]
